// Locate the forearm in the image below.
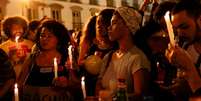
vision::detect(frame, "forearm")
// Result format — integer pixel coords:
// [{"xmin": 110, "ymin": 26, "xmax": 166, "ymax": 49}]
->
[
  {"xmin": 0, "ymin": 79, "xmax": 15, "ymax": 97},
  {"xmin": 183, "ymin": 62, "xmax": 201, "ymax": 93}
]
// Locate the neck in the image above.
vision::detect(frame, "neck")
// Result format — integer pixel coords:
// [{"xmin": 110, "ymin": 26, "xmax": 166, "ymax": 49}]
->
[
  {"xmin": 118, "ymin": 34, "xmax": 134, "ymax": 52},
  {"xmin": 41, "ymin": 49, "xmax": 60, "ymax": 58}
]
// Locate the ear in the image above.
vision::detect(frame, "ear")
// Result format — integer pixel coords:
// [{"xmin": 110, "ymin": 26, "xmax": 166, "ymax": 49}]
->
[{"xmin": 196, "ymin": 15, "xmax": 201, "ymax": 28}]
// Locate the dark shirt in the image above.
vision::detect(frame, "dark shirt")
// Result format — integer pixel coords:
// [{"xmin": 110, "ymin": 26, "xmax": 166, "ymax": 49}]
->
[{"xmin": 26, "ymin": 61, "xmax": 68, "ymax": 87}]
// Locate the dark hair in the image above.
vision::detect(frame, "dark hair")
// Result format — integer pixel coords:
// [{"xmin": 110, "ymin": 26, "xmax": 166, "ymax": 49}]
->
[
  {"xmin": 2, "ymin": 16, "xmax": 28, "ymax": 38},
  {"xmin": 28, "ymin": 20, "xmax": 40, "ymax": 31},
  {"xmin": 172, "ymin": 1, "xmax": 201, "ymax": 19},
  {"xmin": 35, "ymin": 20, "xmax": 70, "ymax": 65},
  {"xmin": 154, "ymin": 1, "xmax": 176, "ymax": 22},
  {"xmin": 98, "ymin": 9, "xmax": 114, "ymax": 27},
  {"xmin": 81, "ymin": 15, "xmax": 97, "ymax": 45},
  {"xmin": 97, "ymin": 9, "xmax": 115, "ymax": 37}
]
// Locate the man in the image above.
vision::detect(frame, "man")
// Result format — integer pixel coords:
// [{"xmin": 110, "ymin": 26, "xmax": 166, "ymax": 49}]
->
[
  {"xmin": 0, "ymin": 16, "xmax": 34, "ymax": 80},
  {"xmin": 166, "ymin": 0, "xmax": 201, "ymax": 94}
]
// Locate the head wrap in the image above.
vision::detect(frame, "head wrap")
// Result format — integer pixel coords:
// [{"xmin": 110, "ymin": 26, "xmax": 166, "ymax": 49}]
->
[{"xmin": 116, "ymin": 7, "xmax": 142, "ymax": 34}]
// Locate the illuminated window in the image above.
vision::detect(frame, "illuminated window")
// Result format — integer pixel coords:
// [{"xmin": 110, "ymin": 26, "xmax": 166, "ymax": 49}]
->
[
  {"xmin": 89, "ymin": 0, "xmax": 98, "ymax": 5},
  {"xmin": 106, "ymin": 0, "xmax": 115, "ymax": 7},
  {"xmin": 121, "ymin": 0, "xmax": 128, "ymax": 6},
  {"xmin": 50, "ymin": 3, "xmax": 63, "ymax": 22}
]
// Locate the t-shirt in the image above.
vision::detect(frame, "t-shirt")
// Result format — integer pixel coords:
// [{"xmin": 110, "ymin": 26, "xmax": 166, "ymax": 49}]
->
[
  {"xmin": 0, "ymin": 39, "xmax": 34, "ymax": 79},
  {"xmin": 99, "ymin": 46, "xmax": 150, "ymax": 94},
  {"xmin": 186, "ymin": 45, "xmax": 201, "ymax": 76}
]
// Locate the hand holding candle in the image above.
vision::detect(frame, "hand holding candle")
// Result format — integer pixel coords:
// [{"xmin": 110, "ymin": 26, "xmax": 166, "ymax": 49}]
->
[
  {"xmin": 164, "ymin": 11, "xmax": 175, "ymax": 47},
  {"xmin": 14, "ymin": 83, "xmax": 19, "ymax": 101},
  {"xmin": 54, "ymin": 57, "xmax": 58, "ymax": 78}
]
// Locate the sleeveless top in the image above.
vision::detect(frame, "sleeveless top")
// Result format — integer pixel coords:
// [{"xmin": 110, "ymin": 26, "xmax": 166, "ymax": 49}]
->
[{"xmin": 26, "ymin": 60, "xmax": 68, "ymax": 87}]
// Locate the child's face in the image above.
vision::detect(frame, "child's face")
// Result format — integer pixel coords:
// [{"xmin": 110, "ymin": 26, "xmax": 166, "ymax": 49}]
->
[{"xmin": 11, "ymin": 24, "xmax": 24, "ymax": 38}]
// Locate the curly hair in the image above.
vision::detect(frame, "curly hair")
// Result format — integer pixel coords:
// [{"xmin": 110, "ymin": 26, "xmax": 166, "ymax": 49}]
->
[
  {"xmin": 2, "ymin": 16, "xmax": 28, "ymax": 38},
  {"xmin": 35, "ymin": 20, "xmax": 70, "ymax": 66}
]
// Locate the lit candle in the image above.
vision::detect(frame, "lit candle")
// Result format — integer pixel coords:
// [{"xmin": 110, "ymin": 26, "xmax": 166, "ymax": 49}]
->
[
  {"xmin": 14, "ymin": 83, "xmax": 19, "ymax": 101},
  {"xmin": 81, "ymin": 76, "xmax": 86, "ymax": 99},
  {"xmin": 68, "ymin": 45, "xmax": 73, "ymax": 69},
  {"xmin": 54, "ymin": 57, "xmax": 58, "ymax": 78},
  {"xmin": 164, "ymin": 11, "xmax": 175, "ymax": 47},
  {"xmin": 15, "ymin": 36, "xmax": 20, "ymax": 49}
]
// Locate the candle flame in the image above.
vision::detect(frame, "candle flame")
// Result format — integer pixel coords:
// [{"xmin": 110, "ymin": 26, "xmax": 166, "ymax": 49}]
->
[
  {"xmin": 14, "ymin": 83, "xmax": 18, "ymax": 88},
  {"xmin": 81, "ymin": 76, "xmax": 85, "ymax": 81},
  {"xmin": 15, "ymin": 36, "xmax": 20, "ymax": 43}
]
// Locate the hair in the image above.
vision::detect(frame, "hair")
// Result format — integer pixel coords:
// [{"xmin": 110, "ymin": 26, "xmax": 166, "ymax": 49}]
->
[
  {"xmin": 171, "ymin": 0, "xmax": 201, "ymax": 19},
  {"xmin": 28, "ymin": 20, "xmax": 40, "ymax": 31},
  {"xmin": 35, "ymin": 20, "xmax": 70, "ymax": 66},
  {"xmin": 81, "ymin": 15, "xmax": 97, "ymax": 46},
  {"xmin": 153, "ymin": 1, "xmax": 176, "ymax": 22},
  {"xmin": 97, "ymin": 9, "xmax": 115, "ymax": 37},
  {"xmin": 2, "ymin": 16, "xmax": 28, "ymax": 38}
]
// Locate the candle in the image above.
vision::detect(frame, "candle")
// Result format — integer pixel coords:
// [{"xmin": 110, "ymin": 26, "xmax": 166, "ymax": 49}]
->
[
  {"xmin": 14, "ymin": 83, "xmax": 19, "ymax": 101},
  {"xmin": 54, "ymin": 57, "xmax": 58, "ymax": 78},
  {"xmin": 164, "ymin": 11, "xmax": 175, "ymax": 47},
  {"xmin": 68, "ymin": 45, "xmax": 73, "ymax": 69},
  {"xmin": 15, "ymin": 36, "xmax": 20, "ymax": 49},
  {"xmin": 81, "ymin": 76, "xmax": 86, "ymax": 99}
]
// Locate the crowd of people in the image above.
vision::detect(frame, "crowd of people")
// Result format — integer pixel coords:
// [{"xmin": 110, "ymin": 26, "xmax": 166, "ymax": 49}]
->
[{"xmin": 0, "ymin": 0, "xmax": 201, "ymax": 101}]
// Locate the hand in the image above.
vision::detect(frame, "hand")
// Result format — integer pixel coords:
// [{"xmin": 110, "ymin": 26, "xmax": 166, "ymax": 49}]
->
[{"xmin": 52, "ymin": 76, "xmax": 68, "ymax": 88}]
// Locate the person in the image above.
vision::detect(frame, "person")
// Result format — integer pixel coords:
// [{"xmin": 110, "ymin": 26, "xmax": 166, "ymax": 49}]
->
[
  {"xmin": 18, "ymin": 20, "xmax": 82, "ymax": 101},
  {"xmin": 25, "ymin": 20, "xmax": 41, "ymax": 42},
  {"xmin": 0, "ymin": 16, "xmax": 34, "ymax": 80},
  {"xmin": 165, "ymin": 0, "xmax": 201, "ymax": 100},
  {"xmin": 0, "ymin": 49, "xmax": 15, "ymax": 101},
  {"xmin": 96, "ymin": 7, "xmax": 151, "ymax": 101}
]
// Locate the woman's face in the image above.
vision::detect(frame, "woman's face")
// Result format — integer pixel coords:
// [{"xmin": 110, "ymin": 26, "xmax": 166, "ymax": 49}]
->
[
  {"xmin": 108, "ymin": 14, "xmax": 128, "ymax": 41},
  {"xmin": 39, "ymin": 28, "xmax": 58, "ymax": 50},
  {"xmin": 95, "ymin": 15, "xmax": 112, "ymax": 49}
]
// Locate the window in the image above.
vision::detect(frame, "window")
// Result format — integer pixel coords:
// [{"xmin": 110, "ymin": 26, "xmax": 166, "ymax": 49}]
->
[
  {"xmin": 106, "ymin": 0, "xmax": 115, "ymax": 7},
  {"xmin": 72, "ymin": 11, "xmax": 82, "ymax": 30},
  {"xmin": 121, "ymin": 0, "xmax": 128, "ymax": 6},
  {"xmin": 50, "ymin": 3, "xmax": 63, "ymax": 22},
  {"xmin": 27, "ymin": 8, "xmax": 39, "ymax": 21},
  {"xmin": 89, "ymin": 0, "xmax": 98, "ymax": 5}
]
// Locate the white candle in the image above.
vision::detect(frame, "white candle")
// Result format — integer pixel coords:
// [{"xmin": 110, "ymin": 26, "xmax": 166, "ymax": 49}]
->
[
  {"xmin": 68, "ymin": 45, "xmax": 73, "ymax": 69},
  {"xmin": 81, "ymin": 76, "xmax": 86, "ymax": 99},
  {"xmin": 14, "ymin": 83, "xmax": 19, "ymax": 101},
  {"xmin": 15, "ymin": 36, "xmax": 20, "ymax": 49},
  {"xmin": 54, "ymin": 57, "xmax": 58, "ymax": 78},
  {"xmin": 164, "ymin": 11, "xmax": 175, "ymax": 47}
]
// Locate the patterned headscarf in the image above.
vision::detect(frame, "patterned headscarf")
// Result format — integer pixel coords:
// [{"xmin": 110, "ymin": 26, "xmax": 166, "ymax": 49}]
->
[{"xmin": 116, "ymin": 7, "xmax": 142, "ymax": 34}]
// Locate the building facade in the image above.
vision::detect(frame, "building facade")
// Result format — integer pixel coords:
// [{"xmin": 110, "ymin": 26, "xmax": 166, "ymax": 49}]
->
[{"xmin": 1, "ymin": 0, "xmax": 174, "ymax": 30}]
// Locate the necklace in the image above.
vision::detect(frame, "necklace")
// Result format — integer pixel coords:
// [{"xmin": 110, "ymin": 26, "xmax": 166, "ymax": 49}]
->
[{"xmin": 115, "ymin": 50, "xmax": 124, "ymax": 58}]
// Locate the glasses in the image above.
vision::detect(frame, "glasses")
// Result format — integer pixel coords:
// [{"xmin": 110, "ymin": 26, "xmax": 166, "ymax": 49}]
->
[{"xmin": 40, "ymin": 33, "xmax": 55, "ymax": 39}]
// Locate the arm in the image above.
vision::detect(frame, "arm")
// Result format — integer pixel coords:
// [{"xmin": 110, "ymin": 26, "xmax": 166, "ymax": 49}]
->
[
  {"xmin": 166, "ymin": 46, "xmax": 201, "ymax": 92},
  {"xmin": 133, "ymin": 68, "xmax": 150, "ymax": 101},
  {"xmin": 0, "ymin": 79, "xmax": 15, "ymax": 98}
]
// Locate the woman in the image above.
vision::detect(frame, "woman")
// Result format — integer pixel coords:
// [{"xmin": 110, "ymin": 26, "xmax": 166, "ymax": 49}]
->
[
  {"xmin": 19, "ymin": 20, "xmax": 82, "ymax": 101},
  {"xmin": 96, "ymin": 7, "xmax": 151, "ymax": 101}
]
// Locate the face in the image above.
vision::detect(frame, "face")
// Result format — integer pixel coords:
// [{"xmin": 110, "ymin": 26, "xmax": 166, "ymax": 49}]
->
[
  {"xmin": 11, "ymin": 24, "xmax": 24, "ymax": 38},
  {"xmin": 108, "ymin": 14, "xmax": 128, "ymax": 41},
  {"xmin": 39, "ymin": 28, "xmax": 58, "ymax": 51},
  {"xmin": 96, "ymin": 15, "xmax": 112, "ymax": 49},
  {"xmin": 172, "ymin": 11, "xmax": 201, "ymax": 43}
]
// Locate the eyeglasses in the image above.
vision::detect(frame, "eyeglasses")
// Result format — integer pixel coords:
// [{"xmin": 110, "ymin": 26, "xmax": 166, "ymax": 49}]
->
[{"xmin": 40, "ymin": 34, "xmax": 55, "ymax": 39}]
